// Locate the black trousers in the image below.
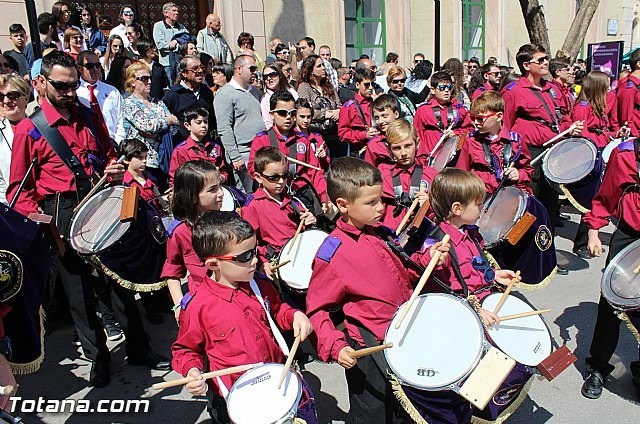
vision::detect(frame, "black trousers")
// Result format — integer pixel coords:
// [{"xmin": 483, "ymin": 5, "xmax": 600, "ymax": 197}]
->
[
  {"xmin": 573, "ymin": 215, "xmax": 589, "ymax": 252},
  {"xmin": 43, "ymin": 195, "xmax": 150, "ymax": 363},
  {"xmin": 529, "ymin": 146, "xmax": 559, "ymax": 231},
  {"xmin": 586, "ymin": 221, "xmax": 640, "ymax": 376}
]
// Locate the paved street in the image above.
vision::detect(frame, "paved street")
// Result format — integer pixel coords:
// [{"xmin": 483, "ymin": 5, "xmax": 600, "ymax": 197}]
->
[{"xmin": 9, "ymin": 207, "xmax": 640, "ymax": 423}]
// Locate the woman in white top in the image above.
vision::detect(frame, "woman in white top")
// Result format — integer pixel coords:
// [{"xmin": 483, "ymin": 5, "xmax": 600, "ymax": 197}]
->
[
  {"xmin": 260, "ymin": 63, "xmax": 298, "ymax": 130},
  {"xmin": 109, "ymin": 5, "xmax": 136, "ymax": 49},
  {"xmin": 0, "ymin": 74, "xmax": 30, "ymax": 205}
]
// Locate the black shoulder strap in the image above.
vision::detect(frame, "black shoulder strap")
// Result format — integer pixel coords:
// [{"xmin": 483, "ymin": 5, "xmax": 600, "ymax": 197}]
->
[
  {"xmin": 268, "ymin": 129, "xmax": 296, "ymax": 175},
  {"xmin": 431, "ymin": 105, "xmax": 444, "ymax": 130},
  {"xmin": 352, "ymin": 99, "xmax": 368, "ymax": 127},
  {"xmin": 30, "ymin": 108, "xmax": 92, "ymax": 200},
  {"xmin": 529, "ymin": 88, "xmax": 560, "ymax": 131},
  {"xmin": 356, "ymin": 324, "xmax": 391, "ymax": 375},
  {"xmin": 429, "ymin": 225, "xmax": 469, "ymax": 298}
]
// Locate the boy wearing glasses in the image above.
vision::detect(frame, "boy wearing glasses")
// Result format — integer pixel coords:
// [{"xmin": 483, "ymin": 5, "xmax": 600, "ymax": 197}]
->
[
  {"xmin": 470, "ymin": 63, "xmax": 502, "ymax": 101},
  {"xmin": 172, "ymin": 211, "xmax": 313, "ymax": 422},
  {"xmin": 456, "ymin": 91, "xmax": 532, "ymax": 195},
  {"xmin": 338, "ymin": 68, "xmax": 379, "ymax": 152},
  {"xmin": 413, "ymin": 71, "xmax": 473, "ymax": 159}
]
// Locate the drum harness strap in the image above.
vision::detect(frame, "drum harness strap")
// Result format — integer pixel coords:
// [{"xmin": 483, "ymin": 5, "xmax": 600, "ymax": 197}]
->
[
  {"xmin": 528, "ymin": 89, "xmax": 562, "ymax": 134},
  {"xmin": 391, "ymin": 165, "xmax": 424, "ymax": 215},
  {"xmin": 432, "ymin": 104, "xmax": 457, "ymax": 131},
  {"xmin": 351, "ymin": 98, "xmax": 370, "ymax": 128}
]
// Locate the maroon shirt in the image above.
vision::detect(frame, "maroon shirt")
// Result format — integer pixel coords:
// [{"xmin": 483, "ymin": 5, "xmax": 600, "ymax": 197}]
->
[
  {"xmin": 362, "ymin": 134, "xmax": 393, "ymax": 166},
  {"xmin": 171, "ymin": 276, "xmax": 298, "ymax": 395},
  {"xmin": 571, "ymin": 100, "xmax": 614, "ymax": 149},
  {"xmin": 306, "ymin": 219, "xmax": 414, "ymax": 361},
  {"xmin": 338, "ymin": 93, "xmax": 374, "ymax": 149},
  {"xmin": 616, "ymin": 74, "xmax": 640, "ymax": 136},
  {"xmin": 456, "ymin": 126, "xmax": 533, "ymax": 195},
  {"xmin": 413, "ymin": 98, "xmax": 473, "ymax": 159},
  {"xmin": 123, "ymin": 170, "xmax": 164, "ymax": 214},
  {"xmin": 471, "ymin": 82, "xmax": 495, "ymax": 101},
  {"xmin": 161, "ymin": 221, "xmax": 206, "ymax": 290},
  {"xmin": 8, "ymin": 98, "xmax": 116, "ymax": 216},
  {"xmin": 168, "ymin": 135, "xmax": 228, "ymax": 184},
  {"xmin": 549, "ymin": 80, "xmax": 575, "ymax": 118},
  {"xmin": 305, "ymin": 130, "xmax": 330, "ymax": 171},
  {"xmin": 607, "ymin": 89, "xmax": 620, "ymax": 131}
]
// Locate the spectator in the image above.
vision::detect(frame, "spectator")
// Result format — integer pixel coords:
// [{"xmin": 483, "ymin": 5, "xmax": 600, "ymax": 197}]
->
[
  {"xmin": 469, "ymin": 63, "xmax": 502, "ymax": 100},
  {"xmin": 442, "ymin": 57, "xmax": 470, "ymax": 107},
  {"xmin": 24, "ymin": 12, "xmax": 58, "ymax": 72},
  {"xmin": 329, "ymin": 58, "xmax": 342, "ymax": 70},
  {"xmin": 76, "ymin": 6, "xmax": 107, "ymax": 57},
  {"xmin": 340, "ymin": 57, "xmax": 383, "ymax": 102},
  {"xmin": 5, "ymin": 24, "xmax": 29, "ymax": 78},
  {"xmin": 265, "ymin": 37, "xmax": 281, "ymax": 64},
  {"xmin": 109, "ymin": 5, "xmax": 136, "ymax": 49},
  {"xmin": 293, "ymin": 37, "xmax": 338, "ymax": 90},
  {"xmin": 200, "ymin": 52, "xmax": 214, "ymax": 87},
  {"xmin": 275, "ymin": 58, "xmax": 295, "ymax": 88},
  {"xmin": 386, "ymin": 66, "xmax": 421, "ymax": 123},
  {"xmin": 211, "ymin": 62, "xmax": 233, "ymax": 95},
  {"xmin": 319, "ymin": 45, "xmax": 332, "ymax": 62},
  {"xmin": 63, "ymin": 28, "xmax": 84, "ymax": 61},
  {"xmin": 162, "ymin": 55, "xmax": 215, "ymax": 142},
  {"xmin": 153, "ymin": 2, "xmax": 189, "ymax": 84},
  {"xmin": 105, "ymin": 55, "xmax": 133, "ymax": 95},
  {"xmin": 124, "ymin": 23, "xmax": 143, "ymax": 60},
  {"xmin": 274, "ymin": 43, "xmax": 290, "ymax": 61},
  {"xmin": 52, "ymin": 1, "xmax": 77, "ymax": 51},
  {"xmin": 122, "ymin": 62, "xmax": 179, "ymax": 190},
  {"xmin": 196, "ymin": 13, "xmax": 233, "ymax": 65},
  {"xmin": 137, "ymin": 39, "xmax": 169, "ymax": 99},
  {"xmin": 260, "ymin": 63, "xmax": 298, "ymax": 129},
  {"xmin": 101, "ymin": 35, "xmax": 124, "ymax": 78},
  {"xmin": 376, "ymin": 51, "xmax": 399, "ymax": 92},
  {"xmin": 237, "ymin": 32, "xmax": 264, "ymax": 71},
  {"xmin": 179, "ymin": 41, "xmax": 198, "ymax": 63},
  {"xmin": 76, "ymin": 51, "xmax": 124, "ymax": 142},
  {"xmin": 214, "ymin": 54, "xmax": 265, "ymax": 194},
  {"xmin": 25, "ymin": 49, "xmax": 55, "ymax": 115},
  {"xmin": 467, "ymin": 57, "xmax": 480, "ymax": 75},
  {"xmin": 337, "ymin": 67, "xmax": 353, "ymax": 103}
]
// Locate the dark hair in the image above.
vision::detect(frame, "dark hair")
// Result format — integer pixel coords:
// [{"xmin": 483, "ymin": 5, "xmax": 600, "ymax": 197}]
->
[
  {"xmin": 118, "ymin": 5, "xmax": 135, "ymax": 25},
  {"xmin": 192, "ymin": 211, "xmax": 255, "ymax": 260},
  {"xmin": 126, "ymin": 22, "xmax": 143, "ymax": 40},
  {"xmin": 51, "ymin": 1, "xmax": 69, "ymax": 21},
  {"xmin": 386, "ymin": 52, "xmax": 399, "ymax": 63},
  {"xmin": 468, "ymin": 57, "xmax": 480, "ymax": 66},
  {"xmin": 441, "ymin": 58, "xmax": 465, "ymax": 94},
  {"xmin": 262, "ymin": 64, "xmax": 288, "ymax": 92},
  {"xmin": 628, "ymin": 49, "xmax": 640, "ymax": 70},
  {"xmin": 179, "ymin": 41, "xmax": 197, "ymax": 57},
  {"xmin": 37, "ymin": 12, "xmax": 57, "ymax": 36},
  {"xmin": 76, "ymin": 50, "xmax": 99, "ymax": 66},
  {"xmin": 498, "ymin": 72, "xmax": 521, "ymax": 92},
  {"xmin": 300, "ymin": 36, "xmax": 315, "ymax": 49},
  {"xmin": 549, "ymin": 58, "xmax": 570, "ymax": 78},
  {"xmin": 354, "ymin": 68, "xmax": 375, "ymax": 84},
  {"xmin": 412, "ymin": 60, "xmax": 433, "ymax": 80},
  {"xmin": 429, "ymin": 168, "xmax": 485, "ymax": 223},
  {"xmin": 172, "ymin": 161, "xmax": 220, "ymax": 225},
  {"xmin": 516, "ymin": 43, "xmax": 546, "ymax": 74},
  {"xmin": 327, "ymin": 158, "xmax": 382, "ymax": 203},
  {"xmin": 105, "ymin": 55, "xmax": 132, "ymax": 91},
  {"xmin": 329, "ymin": 58, "xmax": 342, "ymax": 70},
  {"xmin": 41, "ymin": 50, "xmax": 77, "ymax": 78},
  {"xmin": 468, "ymin": 63, "xmax": 494, "ymax": 94},
  {"xmin": 298, "ymin": 54, "xmax": 337, "ymax": 100},
  {"xmin": 274, "ymin": 43, "xmax": 288, "ymax": 55},
  {"xmin": 212, "ymin": 63, "xmax": 233, "ymax": 82},
  {"xmin": 372, "ymin": 93, "xmax": 399, "ymax": 113},
  {"xmin": 269, "ymin": 89, "xmax": 295, "ymax": 110},
  {"xmin": 430, "ymin": 71, "xmax": 453, "ymax": 88},
  {"xmin": 9, "ymin": 23, "xmax": 26, "ymax": 34},
  {"xmin": 136, "ymin": 39, "xmax": 156, "ymax": 58},
  {"xmin": 295, "ymin": 98, "xmax": 313, "ymax": 112},
  {"xmin": 75, "ymin": 5, "xmax": 97, "ymax": 28},
  {"xmin": 254, "ymin": 146, "xmax": 286, "ymax": 174},
  {"xmin": 178, "ymin": 54, "xmax": 200, "ymax": 75},
  {"xmin": 119, "ymin": 138, "xmax": 148, "ymax": 160},
  {"xmin": 184, "ymin": 106, "xmax": 209, "ymax": 123},
  {"xmin": 237, "ymin": 32, "xmax": 254, "ymax": 49},
  {"xmin": 359, "ymin": 54, "xmax": 370, "ymax": 60},
  {"xmin": 199, "ymin": 52, "xmax": 212, "ymax": 68}
]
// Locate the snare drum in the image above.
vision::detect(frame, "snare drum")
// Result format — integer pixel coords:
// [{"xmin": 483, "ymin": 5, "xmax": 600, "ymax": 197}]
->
[
  {"xmin": 69, "ymin": 186, "xmax": 167, "ymax": 291},
  {"xmin": 226, "ymin": 363, "xmax": 302, "ymax": 424},
  {"xmin": 429, "ymin": 135, "xmax": 460, "ymax": 171},
  {"xmin": 478, "ymin": 187, "xmax": 557, "ymax": 287},
  {"xmin": 277, "ymin": 229, "xmax": 328, "ymax": 293},
  {"xmin": 602, "ymin": 138, "xmax": 624, "ymax": 164},
  {"xmin": 221, "ymin": 186, "xmax": 247, "ymax": 212},
  {"xmin": 542, "ymin": 137, "xmax": 604, "ymax": 212}
]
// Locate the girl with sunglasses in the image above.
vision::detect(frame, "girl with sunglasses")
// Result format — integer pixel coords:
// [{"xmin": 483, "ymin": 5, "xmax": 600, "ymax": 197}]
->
[
  {"xmin": 260, "ymin": 64, "xmax": 299, "ymax": 129},
  {"xmin": 109, "ymin": 5, "xmax": 136, "ymax": 49},
  {"xmin": 162, "ymin": 160, "xmax": 225, "ymax": 324}
]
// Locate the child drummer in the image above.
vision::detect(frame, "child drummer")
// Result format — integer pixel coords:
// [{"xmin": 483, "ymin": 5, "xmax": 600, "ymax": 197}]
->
[{"xmin": 171, "ymin": 211, "xmax": 314, "ymax": 423}]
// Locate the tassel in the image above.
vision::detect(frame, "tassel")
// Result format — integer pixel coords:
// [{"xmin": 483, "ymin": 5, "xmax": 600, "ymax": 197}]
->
[
  {"xmin": 471, "ymin": 377, "xmax": 534, "ymax": 424},
  {"xmin": 389, "ymin": 374, "xmax": 430, "ymax": 424},
  {"xmin": 618, "ymin": 312, "xmax": 640, "ymax": 345},
  {"xmin": 559, "ymin": 185, "xmax": 590, "ymax": 214},
  {"xmin": 10, "ymin": 307, "xmax": 45, "ymax": 375},
  {"xmin": 484, "ymin": 251, "xmax": 557, "ymax": 291},
  {"xmin": 88, "ymin": 255, "xmax": 168, "ymax": 292}
]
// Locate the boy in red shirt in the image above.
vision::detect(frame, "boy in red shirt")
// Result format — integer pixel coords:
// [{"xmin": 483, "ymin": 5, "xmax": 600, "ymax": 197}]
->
[
  {"xmin": 120, "ymin": 138, "xmax": 167, "ymax": 214},
  {"xmin": 456, "ymin": 91, "xmax": 533, "ymax": 195},
  {"xmin": 172, "ymin": 211, "xmax": 313, "ymax": 422},
  {"xmin": 362, "ymin": 94, "xmax": 401, "ymax": 166},
  {"xmin": 338, "ymin": 68, "xmax": 379, "ymax": 152},
  {"xmin": 295, "ymin": 98, "xmax": 329, "ymax": 171},
  {"xmin": 169, "ymin": 107, "xmax": 227, "ymax": 184}
]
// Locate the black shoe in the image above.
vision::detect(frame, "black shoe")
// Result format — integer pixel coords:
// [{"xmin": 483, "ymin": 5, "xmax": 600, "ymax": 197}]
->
[
  {"xmin": 581, "ymin": 371, "xmax": 605, "ymax": 399},
  {"xmin": 105, "ymin": 324, "xmax": 124, "ymax": 341},
  {"xmin": 90, "ymin": 361, "xmax": 111, "ymax": 388},
  {"xmin": 557, "ymin": 266, "xmax": 569, "ymax": 276},
  {"xmin": 574, "ymin": 248, "xmax": 592, "ymax": 260},
  {"xmin": 128, "ymin": 351, "xmax": 171, "ymax": 371},
  {"xmin": 631, "ymin": 361, "xmax": 640, "ymax": 401},
  {"xmin": 72, "ymin": 329, "xmax": 81, "ymax": 347}
]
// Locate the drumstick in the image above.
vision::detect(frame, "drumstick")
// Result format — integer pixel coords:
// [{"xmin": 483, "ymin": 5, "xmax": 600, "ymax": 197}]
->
[
  {"xmin": 151, "ymin": 362, "xmax": 262, "ymax": 390},
  {"xmin": 74, "ymin": 155, "xmax": 126, "ymax": 213},
  {"xmin": 428, "ymin": 122, "xmax": 455, "ymax": 158},
  {"xmin": 277, "ymin": 335, "xmax": 301, "ymax": 389},
  {"xmin": 633, "ymin": 264, "xmax": 640, "ymax": 274},
  {"xmin": 270, "ymin": 260, "xmax": 291, "ymax": 271},
  {"xmin": 483, "ymin": 162, "xmax": 516, "ymax": 212},
  {"xmin": 286, "ymin": 156, "xmax": 322, "ymax": 171},
  {"xmin": 287, "ymin": 220, "xmax": 305, "ymax": 255},
  {"xmin": 493, "ymin": 271, "xmax": 521, "ymax": 315},
  {"xmin": 348, "ymin": 342, "xmax": 393, "ymax": 359},
  {"xmin": 396, "ymin": 197, "xmax": 420, "ymax": 234},
  {"xmin": 395, "ymin": 234, "xmax": 451, "ymax": 330},
  {"xmin": 542, "ymin": 124, "xmax": 577, "ymax": 147},
  {"xmin": 499, "ymin": 309, "xmax": 550, "ymax": 322},
  {"xmin": 0, "ymin": 385, "xmax": 14, "ymax": 395}
]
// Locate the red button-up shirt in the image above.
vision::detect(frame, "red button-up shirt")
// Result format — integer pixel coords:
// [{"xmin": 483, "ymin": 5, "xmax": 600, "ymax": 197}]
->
[
  {"xmin": 549, "ymin": 80, "xmax": 575, "ymax": 118},
  {"xmin": 123, "ymin": 170, "xmax": 164, "ymax": 214},
  {"xmin": 583, "ymin": 143, "xmax": 640, "ymax": 232},
  {"xmin": 161, "ymin": 221, "xmax": 206, "ymax": 290},
  {"xmin": 305, "ymin": 130, "xmax": 330, "ymax": 171},
  {"xmin": 413, "ymin": 98, "xmax": 473, "ymax": 159},
  {"xmin": 616, "ymin": 74, "xmax": 640, "ymax": 136},
  {"xmin": 241, "ymin": 187, "xmax": 306, "ymax": 265},
  {"xmin": 607, "ymin": 90, "xmax": 620, "ymax": 131},
  {"xmin": 362, "ymin": 134, "xmax": 393, "ymax": 167},
  {"xmin": 456, "ymin": 126, "xmax": 533, "ymax": 195},
  {"xmin": 338, "ymin": 93, "xmax": 373, "ymax": 149},
  {"xmin": 306, "ymin": 219, "xmax": 414, "ymax": 361},
  {"xmin": 171, "ymin": 276, "xmax": 298, "ymax": 395},
  {"xmin": 501, "ymin": 77, "xmax": 573, "ymax": 148},
  {"xmin": 248, "ymin": 128, "xmax": 327, "ymax": 201},
  {"xmin": 379, "ymin": 159, "xmax": 438, "ymax": 229},
  {"xmin": 471, "ymin": 82, "xmax": 495, "ymax": 101},
  {"xmin": 168, "ymin": 135, "xmax": 228, "ymax": 184},
  {"xmin": 571, "ymin": 101, "xmax": 614, "ymax": 149},
  {"xmin": 7, "ymin": 98, "xmax": 116, "ymax": 216}
]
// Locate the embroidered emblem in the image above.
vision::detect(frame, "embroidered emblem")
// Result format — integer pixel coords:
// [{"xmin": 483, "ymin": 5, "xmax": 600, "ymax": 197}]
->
[
  {"xmin": 493, "ymin": 384, "xmax": 523, "ymax": 406},
  {"xmin": 535, "ymin": 225, "xmax": 552, "ymax": 251},
  {"xmin": 0, "ymin": 250, "xmax": 23, "ymax": 302},
  {"xmin": 296, "ymin": 142, "xmax": 307, "ymax": 154},
  {"xmin": 151, "ymin": 216, "xmax": 168, "ymax": 244}
]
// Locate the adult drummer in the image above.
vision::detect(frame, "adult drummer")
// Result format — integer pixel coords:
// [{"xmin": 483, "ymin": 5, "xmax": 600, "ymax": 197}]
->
[
  {"xmin": 502, "ymin": 44, "xmax": 583, "ymax": 275},
  {"xmin": 617, "ymin": 48, "xmax": 640, "ymax": 136},
  {"xmin": 581, "ymin": 139, "xmax": 640, "ymax": 400},
  {"xmin": 7, "ymin": 51, "xmax": 170, "ymax": 388}
]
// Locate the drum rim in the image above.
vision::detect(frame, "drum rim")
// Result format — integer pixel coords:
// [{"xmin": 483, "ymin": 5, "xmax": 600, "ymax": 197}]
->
[
  {"xmin": 69, "ymin": 185, "xmax": 131, "ymax": 255},
  {"xmin": 220, "ymin": 186, "xmax": 236, "ymax": 212},
  {"xmin": 542, "ymin": 138, "xmax": 597, "ymax": 184},
  {"xmin": 226, "ymin": 363, "xmax": 303, "ymax": 421},
  {"xmin": 602, "ymin": 138, "xmax": 624, "ymax": 163},
  {"xmin": 601, "ymin": 239, "xmax": 640, "ymax": 310},
  {"xmin": 430, "ymin": 136, "xmax": 459, "ymax": 171},
  {"xmin": 384, "ymin": 293, "xmax": 486, "ymax": 390},
  {"xmin": 479, "ymin": 186, "xmax": 528, "ymax": 248},
  {"xmin": 277, "ymin": 229, "xmax": 329, "ymax": 291}
]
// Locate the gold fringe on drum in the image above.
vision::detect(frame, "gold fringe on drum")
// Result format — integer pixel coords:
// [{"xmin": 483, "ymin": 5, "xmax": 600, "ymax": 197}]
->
[
  {"xmin": 618, "ymin": 312, "xmax": 640, "ymax": 345},
  {"xmin": 389, "ymin": 373, "xmax": 430, "ymax": 424},
  {"xmin": 87, "ymin": 255, "xmax": 168, "ymax": 292},
  {"xmin": 293, "ymin": 419, "xmax": 307, "ymax": 424},
  {"xmin": 484, "ymin": 251, "xmax": 558, "ymax": 291},
  {"xmin": 559, "ymin": 185, "xmax": 590, "ymax": 214},
  {"xmin": 10, "ymin": 307, "xmax": 45, "ymax": 375},
  {"xmin": 470, "ymin": 377, "xmax": 534, "ymax": 424}
]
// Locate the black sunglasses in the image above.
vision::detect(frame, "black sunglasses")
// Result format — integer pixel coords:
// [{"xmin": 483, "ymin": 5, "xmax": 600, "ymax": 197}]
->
[
  {"xmin": 361, "ymin": 82, "xmax": 372, "ymax": 88},
  {"xmin": 136, "ymin": 75, "xmax": 151, "ymax": 83},
  {"xmin": 272, "ymin": 109, "xmax": 297, "ymax": 118},
  {"xmin": 0, "ymin": 91, "xmax": 24, "ymax": 102},
  {"xmin": 209, "ymin": 247, "xmax": 258, "ymax": 263},
  {"xmin": 46, "ymin": 78, "xmax": 81, "ymax": 91},
  {"xmin": 391, "ymin": 78, "xmax": 406, "ymax": 84},
  {"xmin": 528, "ymin": 55, "xmax": 549, "ymax": 65},
  {"xmin": 80, "ymin": 62, "xmax": 101, "ymax": 70},
  {"xmin": 260, "ymin": 171, "xmax": 291, "ymax": 182},
  {"xmin": 263, "ymin": 72, "xmax": 278, "ymax": 79},
  {"xmin": 248, "ymin": 65, "xmax": 258, "ymax": 73}
]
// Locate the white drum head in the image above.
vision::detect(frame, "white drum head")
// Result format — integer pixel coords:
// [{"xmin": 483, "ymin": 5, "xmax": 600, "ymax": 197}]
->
[
  {"xmin": 477, "ymin": 187, "xmax": 528, "ymax": 247},
  {"xmin": 430, "ymin": 136, "xmax": 459, "ymax": 171},
  {"xmin": 602, "ymin": 138, "xmax": 623, "ymax": 164},
  {"xmin": 69, "ymin": 186, "xmax": 131, "ymax": 255},
  {"xmin": 220, "ymin": 187, "xmax": 236, "ymax": 212},
  {"xmin": 278, "ymin": 230, "xmax": 328, "ymax": 291},
  {"xmin": 226, "ymin": 363, "xmax": 302, "ymax": 424},
  {"xmin": 482, "ymin": 294, "xmax": 552, "ymax": 366},
  {"xmin": 543, "ymin": 138, "xmax": 597, "ymax": 184},
  {"xmin": 601, "ymin": 239, "xmax": 640, "ymax": 311},
  {"xmin": 385, "ymin": 294, "xmax": 485, "ymax": 390}
]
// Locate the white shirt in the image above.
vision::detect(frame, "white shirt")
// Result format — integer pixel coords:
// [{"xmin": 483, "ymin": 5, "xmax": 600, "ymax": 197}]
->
[
  {"xmin": 76, "ymin": 79, "xmax": 124, "ymax": 141},
  {"xmin": 0, "ymin": 117, "xmax": 14, "ymax": 205},
  {"xmin": 109, "ymin": 24, "xmax": 130, "ymax": 48}
]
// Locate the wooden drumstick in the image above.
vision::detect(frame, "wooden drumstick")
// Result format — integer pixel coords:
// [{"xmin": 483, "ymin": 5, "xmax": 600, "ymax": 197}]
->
[
  {"xmin": 270, "ymin": 260, "xmax": 291, "ymax": 271},
  {"xmin": 73, "ymin": 155, "xmax": 126, "ymax": 213},
  {"xmin": 499, "ymin": 309, "xmax": 550, "ymax": 322},
  {"xmin": 428, "ymin": 122, "xmax": 455, "ymax": 158},
  {"xmin": 530, "ymin": 125, "xmax": 577, "ymax": 166},
  {"xmin": 396, "ymin": 197, "xmax": 420, "ymax": 234},
  {"xmin": 348, "ymin": 342, "xmax": 393, "ymax": 359},
  {"xmin": 493, "ymin": 271, "xmax": 521, "ymax": 315},
  {"xmin": 287, "ymin": 220, "xmax": 305, "ymax": 255},
  {"xmin": 633, "ymin": 264, "xmax": 640, "ymax": 274},
  {"xmin": 152, "ymin": 363, "xmax": 261, "ymax": 390},
  {"xmin": 286, "ymin": 156, "xmax": 322, "ymax": 171},
  {"xmin": 278, "ymin": 335, "xmax": 301, "ymax": 389},
  {"xmin": 395, "ymin": 234, "xmax": 451, "ymax": 329}
]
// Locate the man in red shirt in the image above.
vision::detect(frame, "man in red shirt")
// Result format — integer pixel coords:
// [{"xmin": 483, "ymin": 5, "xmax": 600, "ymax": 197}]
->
[
  {"xmin": 549, "ymin": 58, "xmax": 576, "ymax": 118},
  {"xmin": 338, "ymin": 68, "xmax": 379, "ymax": 152},
  {"xmin": 470, "ymin": 63, "xmax": 502, "ymax": 100},
  {"xmin": 617, "ymin": 49, "xmax": 640, "ymax": 136},
  {"xmin": 7, "ymin": 51, "xmax": 169, "ymax": 388}
]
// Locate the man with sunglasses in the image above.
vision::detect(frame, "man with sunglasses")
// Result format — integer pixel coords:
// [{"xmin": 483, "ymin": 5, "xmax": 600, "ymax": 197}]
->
[
  {"xmin": 470, "ymin": 63, "xmax": 502, "ymax": 101},
  {"xmin": 7, "ymin": 51, "xmax": 170, "ymax": 388}
]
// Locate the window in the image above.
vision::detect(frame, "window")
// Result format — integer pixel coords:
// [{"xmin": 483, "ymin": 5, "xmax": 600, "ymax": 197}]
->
[
  {"xmin": 345, "ymin": 0, "xmax": 386, "ymax": 65},
  {"xmin": 462, "ymin": 0, "xmax": 485, "ymax": 62}
]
